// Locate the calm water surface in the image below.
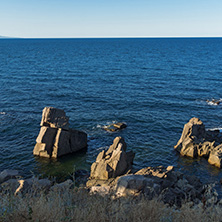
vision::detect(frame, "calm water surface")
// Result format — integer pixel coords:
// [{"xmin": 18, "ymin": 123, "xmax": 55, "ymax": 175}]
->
[{"xmin": 1, "ymin": 38, "xmax": 222, "ymax": 192}]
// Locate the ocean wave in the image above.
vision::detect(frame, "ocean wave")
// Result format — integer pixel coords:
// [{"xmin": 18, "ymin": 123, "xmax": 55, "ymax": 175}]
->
[
  {"xmin": 206, "ymin": 99, "xmax": 222, "ymax": 106},
  {"xmin": 207, "ymin": 101, "xmax": 219, "ymax": 106},
  {"xmin": 0, "ymin": 112, "xmax": 6, "ymax": 115},
  {"xmin": 207, "ymin": 128, "xmax": 222, "ymax": 132},
  {"xmin": 96, "ymin": 120, "xmax": 118, "ymax": 129}
]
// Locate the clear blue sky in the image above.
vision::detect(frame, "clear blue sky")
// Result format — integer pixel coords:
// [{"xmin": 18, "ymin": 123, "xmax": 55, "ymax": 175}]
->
[{"xmin": 1, "ymin": 0, "xmax": 222, "ymax": 38}]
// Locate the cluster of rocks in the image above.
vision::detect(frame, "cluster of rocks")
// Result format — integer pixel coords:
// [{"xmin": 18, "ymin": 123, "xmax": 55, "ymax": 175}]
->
[
  {"xmin": 174, "ymin": 117, "xmax": 222, "ymax": 168},
  {"xmin": 3, "ymin": 111, "xmax": 222, "ymax": 208},
  {"xmin": 86, "ymin": 137, "xmax": 218, "ymax": 207},
  {"xmin": 33, "ymin": 107, "xmax": 87, "ymax": 158},
  {"xmin": 1, "ymin": 136, "xmax": 220, "ymax": 208}
]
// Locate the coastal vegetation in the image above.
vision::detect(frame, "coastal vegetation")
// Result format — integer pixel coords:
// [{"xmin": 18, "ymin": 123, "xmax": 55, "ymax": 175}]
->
[{"xmin": 1, "ymin": 186, "xmax": 222, "ymax": 222}]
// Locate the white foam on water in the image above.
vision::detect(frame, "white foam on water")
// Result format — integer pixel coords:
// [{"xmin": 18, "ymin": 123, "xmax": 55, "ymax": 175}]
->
[
  {"xmin": 207, "ymin": 128, "xmax": 222, "ymax": 133},
  {"xmin": 207, "ymin": 101, "xmax": 219, "ymax": 106},
  {"xmin": 0, "ymin": 112, "xmax": 6, "ymax": 115}
]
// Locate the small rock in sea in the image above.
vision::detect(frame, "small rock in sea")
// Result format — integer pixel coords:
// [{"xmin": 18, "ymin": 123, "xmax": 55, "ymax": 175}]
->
[{"xmin": 103, "ymin": 122, "xmax": 127, "ymax": 132}]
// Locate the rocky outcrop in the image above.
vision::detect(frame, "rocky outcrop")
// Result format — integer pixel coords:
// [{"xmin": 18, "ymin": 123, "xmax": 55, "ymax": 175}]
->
[
  {"xmin": 88, "ymin": 164, "xmax": 217, "ymax": 207},
  {"xmin": 33, "ymin": 107, "xmax": 87, "ymax": 158},
  {"xmin": 174, "ymin": 117, "xmax": 222, "ymax": 168},
  {"xmin": 89, "ymin": 137, "xmax": 135, "ymax": 182}
]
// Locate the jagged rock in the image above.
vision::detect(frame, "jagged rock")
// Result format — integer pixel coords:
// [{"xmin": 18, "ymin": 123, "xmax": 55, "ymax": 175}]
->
[
  {"xmin": 34, "ymin": 126, "xmax": 57, "ymax": 157},
  {"xmin": 89, "ymin": 137, "xmax": 135, "ymax": 180},
  {"xmin": 135, "ymin": 166, "xmax": 174, "ymax": 179},
  {"xmin": 198, "ymin": 141, "xmax": 214, "ymax": 157},
  {"xmin": 115, "ymin": 175, "xmax": 145, "ymax": 197},
  {"xmin": 40, "ymin": 107, "xmax": 69, "ymax": 129},
  {"xmin": 0, "ymin": 169, "xmax": 19, "ymax": 184},
  {"xmin": 208, "ymin": 144, "xmax": 222, "ymax": 168},
  {"xmin": 33, "ymin": 107, "xmax": 87, "ymax": 158},
  {"xmin": 174, "ymin": 117, "xmax": 206, "ymax": 158},
  {"xmin": 175, "ymin": 117, "xmax": 222, "ymax": 168}
]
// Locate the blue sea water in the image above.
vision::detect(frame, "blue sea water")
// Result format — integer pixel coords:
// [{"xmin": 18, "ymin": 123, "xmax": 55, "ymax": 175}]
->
[{"xmin": 1, "ymin": 38, "xmax": 222, "ymax": 190}]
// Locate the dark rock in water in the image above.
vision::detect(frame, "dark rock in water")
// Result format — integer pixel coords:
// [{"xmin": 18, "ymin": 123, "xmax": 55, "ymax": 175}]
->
[
  {"xmin": 103, "ymin": 122, "xmax": 127, "ymax": 132},
  {"xmin": 175, "ymin": 117, "xmax": 222, "ymax": 168},
  {"xmin": 33, "ymin": 107, "xmax": 87, "ymax": 158},
  {"xmin": 0, "ymin": 169, "xmax": 19, "ymax": 184},
  {"xmin": 89, "ymin": 137, "xmax": 135, "ymax": 181},
  {"xmin": 113, "ymin": 122, "xmax": 127, "ymax": 129}
]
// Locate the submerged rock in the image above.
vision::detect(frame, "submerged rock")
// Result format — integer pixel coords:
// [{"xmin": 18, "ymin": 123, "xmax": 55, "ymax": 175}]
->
[{"xmin": 33, "ymin": 107, "xmax": 87, "ymax": 158}]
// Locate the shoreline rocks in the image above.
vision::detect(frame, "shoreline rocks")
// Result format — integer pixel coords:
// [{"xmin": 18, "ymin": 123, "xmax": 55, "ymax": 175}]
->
[
  {"xmin": 174, "ymin": 117, "xmax": 222, "ymax": 168},
  {"xmin": 33, "ymin": 107, "xmax": 87, "ymax": 158},
  {"xmin": 87, "ymin": 137, "xmax": 219, "ymax": 207}
]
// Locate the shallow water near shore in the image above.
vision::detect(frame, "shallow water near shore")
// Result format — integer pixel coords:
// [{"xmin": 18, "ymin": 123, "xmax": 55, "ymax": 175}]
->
[{"xmin": 1, "ymin": 38, "xmax": 222, "ymax": 194}]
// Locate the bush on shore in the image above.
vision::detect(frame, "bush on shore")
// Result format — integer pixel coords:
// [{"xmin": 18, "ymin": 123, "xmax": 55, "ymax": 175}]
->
[{"xmin": 1, "ymin": 187, "xmax": 222, "ymax": 222}]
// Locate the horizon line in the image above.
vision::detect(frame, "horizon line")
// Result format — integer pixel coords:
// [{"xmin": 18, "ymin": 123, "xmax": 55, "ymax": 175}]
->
[{"xmin": 1, "ymin": 35, "xmax": 222, "ymax": 39}]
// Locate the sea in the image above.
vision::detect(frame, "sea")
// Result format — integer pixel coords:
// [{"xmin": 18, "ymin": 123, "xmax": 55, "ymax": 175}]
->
[{"xmin": 1, "ymin": 38, "xmax": 222, "ymax": 193}]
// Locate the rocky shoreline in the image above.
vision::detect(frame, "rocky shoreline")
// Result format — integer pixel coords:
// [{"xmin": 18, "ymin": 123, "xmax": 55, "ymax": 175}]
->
[
  {"xmin": 1, "ymin": 108, "xmax": 222, "ymax": 209},
  {"xmin": 0, "ymin": 136, "xmax": 220, "ymax": 208}
]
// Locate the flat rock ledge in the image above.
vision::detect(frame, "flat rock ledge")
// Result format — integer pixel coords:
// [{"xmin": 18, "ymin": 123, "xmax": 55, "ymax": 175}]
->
[
  {"xmin": 33, "ymin": 107, "xmax": 87, "ymax": 158},
  {"xmin": 174, "ymin": 117, "xmax": 222, "ymax": 168}
]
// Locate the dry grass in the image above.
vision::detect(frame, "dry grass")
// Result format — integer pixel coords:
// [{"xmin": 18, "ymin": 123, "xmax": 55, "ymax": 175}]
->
[{"xmin": 0, "ymin": 187, "xmax": 222, "ymax": 222}]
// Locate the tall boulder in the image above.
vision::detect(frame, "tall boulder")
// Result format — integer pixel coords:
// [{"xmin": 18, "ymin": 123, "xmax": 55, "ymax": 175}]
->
[
  {"xmin": 33, "ymin": 107, "xmax": 87, "ymax": 158},
  {"xmin": 90, "ymin": 137, "xmax": 135, "ymax": 180},
  {"xmin": 174, "ymin": 117, "xmax": 206, "ymax": 158}
]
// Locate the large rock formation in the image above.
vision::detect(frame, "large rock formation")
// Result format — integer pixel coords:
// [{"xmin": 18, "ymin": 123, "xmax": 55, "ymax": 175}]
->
[
  {"xmin": 89, "ymin": 137, "xmax": 135, "ymax": 181},
  {"xmin": 33, "ymin": 107, "xmax": 87, "ymax": 158},
  {"xmin": 174, "ymin": 117, "xmax": 222, "ymax": 168}
]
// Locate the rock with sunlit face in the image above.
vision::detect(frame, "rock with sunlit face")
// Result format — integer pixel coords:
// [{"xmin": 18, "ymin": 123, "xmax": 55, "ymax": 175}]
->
[
  {"xmin": 90, "ymin": 137, "xmax": 135, "ymax": 180},
  {"xmin": 33, "ymin": 107, "xmax": 87, "ymax": 158}
]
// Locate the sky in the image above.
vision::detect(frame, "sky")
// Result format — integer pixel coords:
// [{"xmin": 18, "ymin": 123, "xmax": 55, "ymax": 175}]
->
[{"xmin": 0, "ymin": 0, "xmax": 222, "ymax": 38}]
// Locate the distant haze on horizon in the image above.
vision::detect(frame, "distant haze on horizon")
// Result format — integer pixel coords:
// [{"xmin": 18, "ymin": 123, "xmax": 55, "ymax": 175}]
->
[{"xmin": 1, "ymin": 0, "xmax": 222, "ymax": 38}]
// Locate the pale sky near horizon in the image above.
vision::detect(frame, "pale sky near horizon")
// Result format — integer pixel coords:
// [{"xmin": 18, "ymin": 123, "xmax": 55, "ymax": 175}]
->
[{"xmin": 0, "ymin": 0, "xmax": 222, "ymax": 38}]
